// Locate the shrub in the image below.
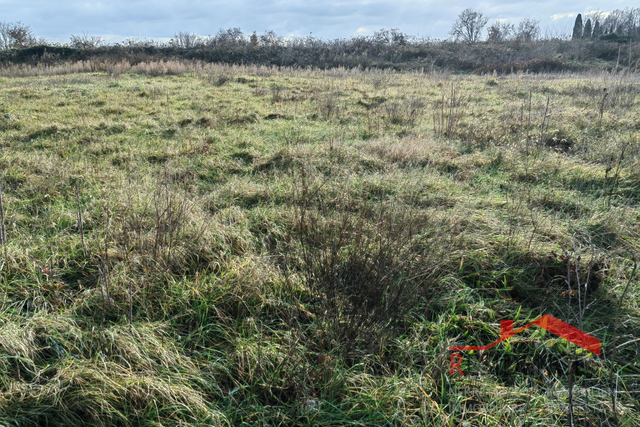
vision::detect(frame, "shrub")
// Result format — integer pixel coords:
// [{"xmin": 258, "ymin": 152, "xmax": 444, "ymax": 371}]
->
[{"xmin": 291, "ymin": 172, "xmax": 458, "ymax": 357}]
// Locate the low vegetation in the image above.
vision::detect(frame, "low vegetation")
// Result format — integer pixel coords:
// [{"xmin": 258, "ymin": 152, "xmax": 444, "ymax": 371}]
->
[{"xmin": 0, "ymin": 62, "xmax": 638, "ymax": 425}]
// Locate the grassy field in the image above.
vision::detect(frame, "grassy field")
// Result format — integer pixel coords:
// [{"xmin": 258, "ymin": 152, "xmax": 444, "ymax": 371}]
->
[{"xmin": 0, "ymin": 61, "xmax": 639, "ymax": 426}]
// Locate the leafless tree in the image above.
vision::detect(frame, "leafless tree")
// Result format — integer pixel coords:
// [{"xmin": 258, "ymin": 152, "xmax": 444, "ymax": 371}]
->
[
  {"xmin": 169, "ymin": 32, "xmax": 205, "ymax": 49},
  {"xmin": 450, "ymin": 8, "xmax": 489, "ymax": 43},
  {"xmin": 487, "ymin": 21, "xmax": 514, "ymax": 42},
  {"xmin": 121, "ymin": 38, "xmax": 162, "ymax": 48},
  {"xmin": 602, "ymin": 8, "xmax": 640, "ymax": 37},
  {"xmin": 0, "ymin": 21, "xmax": 37, "ymax": 49},
  {"xmin": 515, "ymin": 18, "xmax": 540, "ymax": 42},
  {"xmin": 0, "ymin": 23, "xmax": 11, "ymax": 49},
  {"xmin": 212, "ymin": 28, "xmax": 244, "ymax": 46},
  {"xmin": 621, "ymin": 8, "xmax": 640, "ymax": 38},
  {"xmin": 69, "ymin": 33, "xmax": 105, "ymax": 49},
  {"xmin": 372, "ymin": 28, "xmax": 409, "ymax": 45}
]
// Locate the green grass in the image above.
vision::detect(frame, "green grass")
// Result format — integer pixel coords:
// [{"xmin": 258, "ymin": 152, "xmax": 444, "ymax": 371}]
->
[{"xmin": 0, "ymin": 62, "xmax": 638, "ymax": 425}]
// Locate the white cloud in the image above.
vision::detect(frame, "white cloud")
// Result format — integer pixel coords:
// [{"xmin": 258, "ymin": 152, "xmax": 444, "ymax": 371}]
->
[
  {"xmin": 551, "ymin": 12, "xmax": 576, "ymax": 20},
  {"xmin": 356, "ymin": 27, "xmax": 369, "ymax": 34},
  {"xmin": 584, "ymin": 10, "xmax": 610, "ymax": 18}
]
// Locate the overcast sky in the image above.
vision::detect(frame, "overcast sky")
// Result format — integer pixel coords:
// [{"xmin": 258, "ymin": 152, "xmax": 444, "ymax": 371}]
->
[{"xmin": 1, "ymin": 0, "xmax": 637, "ymax": 44}]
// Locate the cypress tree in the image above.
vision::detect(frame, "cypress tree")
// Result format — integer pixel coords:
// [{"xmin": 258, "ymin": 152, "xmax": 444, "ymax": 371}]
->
[
  {"xmin": 583, "ymin": 19, "xmax": 592, "ymax": 39},
  {"xmin": 592, "ymin": 20, "xmax": 602, "ymax": 39},
  {"xmin": 572, "ymin": 14, "xmax": 583, "ymax": 40}
]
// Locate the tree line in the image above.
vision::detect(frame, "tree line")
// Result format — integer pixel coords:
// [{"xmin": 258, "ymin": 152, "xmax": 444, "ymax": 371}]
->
[
  {"xmin": 0, "ymin": 8, "xmax": 638, "ymax": 73},
  {"xmin": 449, "ymin": 8, "xmax": 639, "ymax": 44},
  {"xmin": 571, "ymin": 9, "xmax": 640, "ymax": 42},
  {"xmin": 2, "ymin": 8, "xmax": 639, "ymax": 49}
]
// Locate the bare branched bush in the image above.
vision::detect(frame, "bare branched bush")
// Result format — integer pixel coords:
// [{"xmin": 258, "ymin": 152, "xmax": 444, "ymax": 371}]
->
[
  {"xmin": 120, "ymin": 38, "xmax": 163, "ymax": 48},
  {"xmin": 384, "ymin": 97, "xmax": 425, "ymax": 130},
  {"xmin": 69, "ymin": 33, "xmax": 105, "ymax": 49},
  {"xmin": 169, "ymin": 32, "xmax": 207, "ymax": 49},
  {"xmin": 292, "ymin": 172, "xmax": 458, "ymax": 356},
  {"xmin": 270, "ymin": 84, "xmax": 284, "ymax": 103},
  {"xmin": 108, "ymin": 172, "xmax": 223, "ymax": 278},
  {"xmin": 317, "ymin": 93, "xmax": 339, "ymax": 119},
  {"xmin": 206, "ymin": 72, "xmax": 231, "ymax": 86}
]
